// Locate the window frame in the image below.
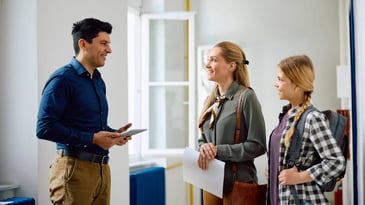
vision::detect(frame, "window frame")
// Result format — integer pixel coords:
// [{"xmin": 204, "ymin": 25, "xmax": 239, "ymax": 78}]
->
[
  {"xmin": 139, "ymin": 11, "xmax": 197, "ymax": 158},
  {"xmin": 128, "ymin": 9, "xmax": 198, "ymax": 164}
]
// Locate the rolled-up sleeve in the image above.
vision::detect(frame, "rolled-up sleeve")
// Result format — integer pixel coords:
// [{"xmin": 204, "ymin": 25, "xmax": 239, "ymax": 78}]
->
[{"xmin": 305, "ymin": 112, "xmax": 346, "ymax": 185}]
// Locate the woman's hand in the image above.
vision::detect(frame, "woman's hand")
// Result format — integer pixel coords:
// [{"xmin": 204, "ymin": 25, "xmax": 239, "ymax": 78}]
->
[{"xmin": 197, "ymin": 143, "xmax": 217, "ymax": 170}]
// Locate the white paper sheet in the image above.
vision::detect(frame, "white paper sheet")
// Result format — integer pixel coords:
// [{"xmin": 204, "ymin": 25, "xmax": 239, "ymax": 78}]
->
[{"xmin": 182, "ymin": 147, "xmax": 225, "ymax": 198}]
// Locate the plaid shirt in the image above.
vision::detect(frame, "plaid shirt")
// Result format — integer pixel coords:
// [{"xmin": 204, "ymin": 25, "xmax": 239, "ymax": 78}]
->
[{"xmin": 278, "ymin": 105, "xmax": 346, "ymax": 205}]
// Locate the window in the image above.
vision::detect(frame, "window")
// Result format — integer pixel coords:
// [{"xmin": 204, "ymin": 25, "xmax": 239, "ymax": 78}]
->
[{"xmin": 128, "ymin": 11, "xmax": 197, "ymax": 161}]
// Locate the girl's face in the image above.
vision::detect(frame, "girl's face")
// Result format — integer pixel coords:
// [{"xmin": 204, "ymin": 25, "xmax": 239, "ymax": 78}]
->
[
  {"xmin": 205, "ymin": 47, "xmax": 234, "ymax": 84},
  {"xmin": 274, "ymin": 67, "xmax": 298, "ymax": 101}
]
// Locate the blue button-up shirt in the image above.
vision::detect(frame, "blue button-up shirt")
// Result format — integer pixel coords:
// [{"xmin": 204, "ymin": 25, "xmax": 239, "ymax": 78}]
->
[{"xmin": 36, "ymin": 57, "xmax": 115, "ymax": 155}]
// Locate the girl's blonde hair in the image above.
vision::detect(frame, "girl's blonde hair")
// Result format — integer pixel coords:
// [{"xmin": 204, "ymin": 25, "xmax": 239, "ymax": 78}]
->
[
  {"xmin": 198, "ymin": 41, "xmax": 250, "ymax": 131},
  {"xmin": 279, "ymin": 55, "xmax": 315, "ymax": 148}
]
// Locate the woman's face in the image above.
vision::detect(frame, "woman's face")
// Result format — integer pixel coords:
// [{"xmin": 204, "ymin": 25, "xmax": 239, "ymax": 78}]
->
[
  {"xmin": 205, "ymin": 47, "xmax": 234, "ymax": 84},
  {"xmin": 274, "ymin": 66, "xmax": 297, "ymax": 101}
]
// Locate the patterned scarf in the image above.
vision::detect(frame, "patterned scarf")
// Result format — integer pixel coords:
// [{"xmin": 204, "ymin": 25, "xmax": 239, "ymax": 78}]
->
[{"xmin": 202, "ymin": 95, "xmax": 227, "ymax": 129}]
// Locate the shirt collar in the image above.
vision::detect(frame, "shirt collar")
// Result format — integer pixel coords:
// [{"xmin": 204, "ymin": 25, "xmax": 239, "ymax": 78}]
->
[
  {"xmin": 215, "ymin": 81, "xmax": 243, "ymax": 100},
  {"xmin": 288, "ymin": 105, "xmax": 300, "ymax": 120},
  {"xmin": 70, "ymin": 57, "xmax": 101, "ymax": 79}
]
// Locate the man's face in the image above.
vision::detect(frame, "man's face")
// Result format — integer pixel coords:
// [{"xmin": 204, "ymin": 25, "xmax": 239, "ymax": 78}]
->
[{"xmin": 83, "ymin": 32, "xmax": 112, "ymax": 68}]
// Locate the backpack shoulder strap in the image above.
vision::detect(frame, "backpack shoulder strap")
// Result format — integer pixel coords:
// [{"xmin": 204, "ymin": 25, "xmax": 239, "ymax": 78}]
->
[
  {"xmin": 287, "ymin": 105, "xmax": 317, "ymax": 168},
  {"xmin": 287, "ymin": 105, "xmax": 317, "ymax": 205}
]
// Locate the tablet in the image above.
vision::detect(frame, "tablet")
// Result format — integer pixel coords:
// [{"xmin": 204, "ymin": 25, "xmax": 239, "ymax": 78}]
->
[{"xmin": 119, "ymin": 129, "xmax": 147, "ymax": 136}]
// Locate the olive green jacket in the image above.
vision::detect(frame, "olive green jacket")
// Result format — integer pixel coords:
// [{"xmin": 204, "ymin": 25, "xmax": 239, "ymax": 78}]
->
[{"xmin": 198, "ymin": 81, "xmax": 267, "ymax": 193}]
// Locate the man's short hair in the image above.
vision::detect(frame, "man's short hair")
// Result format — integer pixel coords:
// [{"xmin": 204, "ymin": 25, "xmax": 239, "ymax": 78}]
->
[{"xmin": 71, "ymin": 18, "xmax": 112, "ymax": 55}]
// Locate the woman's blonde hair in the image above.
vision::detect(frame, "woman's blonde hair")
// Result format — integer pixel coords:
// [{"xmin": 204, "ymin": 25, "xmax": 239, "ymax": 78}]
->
[
  {"xmin": 198, "ymin": 41, "xmax": 250, "ymax": 131},
  {"xmin": 279, "ymin": 55, "xmax": 315, "ymax": 148}
]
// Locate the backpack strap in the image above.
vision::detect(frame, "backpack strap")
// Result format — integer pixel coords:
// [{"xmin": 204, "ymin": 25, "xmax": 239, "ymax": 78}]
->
[
  {"xmin": 286, "ymin": 105, "xmax": 317, "ymax": 205},
  {"xmin": 286, "ymin": 105, "xmax": 317, "ymax": 168}
]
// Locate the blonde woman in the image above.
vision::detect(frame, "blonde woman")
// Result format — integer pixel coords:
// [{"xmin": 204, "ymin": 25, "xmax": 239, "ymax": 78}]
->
[
  {"xmin": 197, "ymin": 41, "xmax": 266, "ymax": 205},
  {"xmin": 267, "ymin": 55, "xmax": 346, "ymax": 205}
]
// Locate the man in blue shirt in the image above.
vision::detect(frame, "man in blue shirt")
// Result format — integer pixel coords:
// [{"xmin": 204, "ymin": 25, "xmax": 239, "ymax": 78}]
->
[{"xmin": 36, "ymin": 18, "xmax": 131, "ymax": 205}]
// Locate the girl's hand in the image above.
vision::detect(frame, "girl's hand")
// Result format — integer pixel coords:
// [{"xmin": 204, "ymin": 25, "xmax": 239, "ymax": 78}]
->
[{"xmin": 279, "ymin": 166, "xmax": 313, "ymax": 185}]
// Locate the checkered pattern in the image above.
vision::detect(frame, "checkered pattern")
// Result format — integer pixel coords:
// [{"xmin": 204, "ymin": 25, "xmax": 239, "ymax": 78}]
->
[{"xmin": 279, "ymin": 106, "xmax": 346, "ymax": 205}]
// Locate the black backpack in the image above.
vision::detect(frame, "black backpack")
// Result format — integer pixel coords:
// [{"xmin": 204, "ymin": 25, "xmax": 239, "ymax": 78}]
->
[{"xmin": 287, "ymin": 105, "xmax": 348, "ymax": 192}]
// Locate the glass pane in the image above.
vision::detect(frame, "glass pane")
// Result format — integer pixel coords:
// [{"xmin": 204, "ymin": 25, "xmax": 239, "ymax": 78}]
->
[
  {"xmin": 149, "ymin": 19, "xmax": 188, "ymax": 82},
  {"xmin": 149, "ymin": 86, "xmax": 189, "ymax": 149}
]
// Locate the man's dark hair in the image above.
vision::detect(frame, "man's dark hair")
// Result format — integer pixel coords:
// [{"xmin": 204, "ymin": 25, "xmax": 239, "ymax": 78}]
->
[{"xmin": 71, "ymin": 18, "xmax": 112, "ymax": 55}]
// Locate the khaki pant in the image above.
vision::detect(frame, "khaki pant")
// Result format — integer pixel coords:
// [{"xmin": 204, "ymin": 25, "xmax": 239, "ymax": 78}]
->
[
  {"xmin": 49, "ymin": 155, "xmax": 111, "ymax": 205},
  {"xmin": 203, "ymin": 190, "xmax": 232, "ymax": 205}
]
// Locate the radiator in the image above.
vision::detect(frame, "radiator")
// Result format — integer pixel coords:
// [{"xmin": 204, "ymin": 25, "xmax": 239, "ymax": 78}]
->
[
  {"xmin": 0, "ymin": 197, "xmax": 35, "ymax": 205},
  {"xmin": 130, "ymin": 166, "xmax": 165, "ymax": 205}
]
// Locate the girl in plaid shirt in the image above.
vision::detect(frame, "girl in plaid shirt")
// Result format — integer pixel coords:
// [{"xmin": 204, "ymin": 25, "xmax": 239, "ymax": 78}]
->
[{"xmin": 267, "ymin": 55, "xmax": 346, "ymax": 205}]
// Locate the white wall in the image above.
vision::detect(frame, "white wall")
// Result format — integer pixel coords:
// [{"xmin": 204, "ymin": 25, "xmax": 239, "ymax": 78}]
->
[{"xmin": 0, "ymin": 0, "xmax": 38, "ymax": 199}]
